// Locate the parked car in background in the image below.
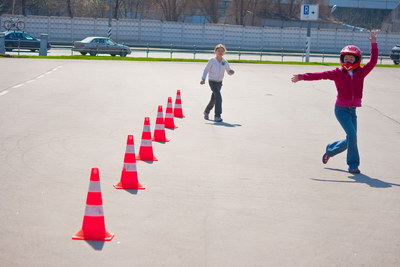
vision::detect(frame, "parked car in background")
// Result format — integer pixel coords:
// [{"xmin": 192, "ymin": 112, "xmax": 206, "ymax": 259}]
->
[
  {"xmin": 4, "ymin": 31, "xmax": 51, "ymax": 52},
  {"xmin": 72, "ymin": 37, "xmax": 131, "ymax": 57},
  {"xmin": 390, "ymin": 44, "xmax": 400, "ymax": 65}
]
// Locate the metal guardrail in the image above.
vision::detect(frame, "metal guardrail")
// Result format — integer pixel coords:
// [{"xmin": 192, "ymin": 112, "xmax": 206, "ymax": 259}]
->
[
  {"xmin": 3, "ymin": 41, "xmax": 393, "ymax": 64},
  {"xmin": 55, "ymin": 44, "xmax": 391, "ymax": 64}
]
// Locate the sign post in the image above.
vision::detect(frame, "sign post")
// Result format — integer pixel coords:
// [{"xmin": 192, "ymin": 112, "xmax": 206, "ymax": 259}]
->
[{"xmin": 300, "ymin": 4, "xmax": 319, "ymax": 62}]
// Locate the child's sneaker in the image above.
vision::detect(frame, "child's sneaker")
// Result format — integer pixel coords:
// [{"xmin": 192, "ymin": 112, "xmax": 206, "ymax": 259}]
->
[
  {"xmin": 348, "ymin": 168, "xmax": 361, "ymax": 174},
  {"xmin": 203, "ymin": 112, "xmax": 209, "ymax": 120},
  {"xmin": 322, "ymin": 153, "xmax": 330, "ymax": 164},
  {"xmin": 214, "ymin": 116, "xmax": 223, "ymax": 122}
]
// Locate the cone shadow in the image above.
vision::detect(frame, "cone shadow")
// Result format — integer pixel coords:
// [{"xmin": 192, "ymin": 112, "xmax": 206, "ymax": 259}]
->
[
  {"xmin": 124, "ymin": 189, "xmax": 140, "ymax": 195},
  {"xmin": 139, "ymin": 160, "xmax": 155, "ymax": 164},
  {"xmin": 85, "ymin": 240, "xmax": 105, "ymax": 251}
]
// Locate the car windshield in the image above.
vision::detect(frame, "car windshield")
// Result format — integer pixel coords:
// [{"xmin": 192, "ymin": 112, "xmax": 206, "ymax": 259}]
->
[
  {"xmin": 23, "ymin": 33, "xmax": 34, "ymax": 40},
  {"xmin": 81, "ymin": 37, "xmax": 95, "ymax": 43},
  {"xmin": 106, "ymin": 39, "xmax": 116, "ymax": 45}
]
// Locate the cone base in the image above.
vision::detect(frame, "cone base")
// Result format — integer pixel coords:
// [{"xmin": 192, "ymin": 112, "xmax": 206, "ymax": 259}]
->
[
  {"xmin": 113, "ymin": 182, "xmax": 146, "ymax": 190},
  {"xmin": 174, "ymin": 115, "xmax": 185, "ymax": 118},
  {"xmin": 165, "ymin": 125, "xmax": 178, "ymax": 129},
  {"xmin": 152, "ymin": 137, "xmax": 170, "ymax": 142},
  {"xmin": 72, "ymin": 230, "xmax": 114, "ymax": 241},
  {"xmin": 136, "ymin": 155, "xmax": 158, "ymax": 161}
]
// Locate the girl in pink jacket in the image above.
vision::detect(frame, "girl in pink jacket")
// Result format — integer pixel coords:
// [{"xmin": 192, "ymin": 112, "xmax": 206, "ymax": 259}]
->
[{"xmin": 291, "ymin": 32, "xmax": 378, "ymax": 174}]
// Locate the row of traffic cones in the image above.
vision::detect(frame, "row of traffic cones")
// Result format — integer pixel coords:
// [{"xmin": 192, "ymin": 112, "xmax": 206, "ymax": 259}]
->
[{"xmin": 72, "ymin": 90, "xmax": 185, "ymax": 241}]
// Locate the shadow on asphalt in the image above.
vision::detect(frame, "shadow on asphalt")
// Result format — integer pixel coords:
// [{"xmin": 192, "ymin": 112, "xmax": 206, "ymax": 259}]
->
[
  {"xmin": 206, "ymin": 121, "xmax": 242, "ymax": 127},
  {"xmin": 310, "ymin": 168, "xmax": 400, "ymax": 188},
  {"xmin": 86, "ymin": 241, "xmax": 105, "ymax": 251},
  {"xmin": 124, "ymin": 189, "xmax": 139, "ymax": 195}
]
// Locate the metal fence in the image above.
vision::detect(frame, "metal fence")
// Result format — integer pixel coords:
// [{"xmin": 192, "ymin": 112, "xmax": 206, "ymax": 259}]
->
[{"xmin": 1, "ymin": 14, "xmax": 400, "ymax": 54}]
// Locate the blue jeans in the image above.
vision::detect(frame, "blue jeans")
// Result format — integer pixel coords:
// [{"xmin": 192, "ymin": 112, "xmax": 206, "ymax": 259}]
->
[
  {"xmin": 204, "ymin": 81, "xmax": 222, "ymax": 117},
  {"xmin": 326, "ymin": 106, "xmax": 359, "ymax": 169}
]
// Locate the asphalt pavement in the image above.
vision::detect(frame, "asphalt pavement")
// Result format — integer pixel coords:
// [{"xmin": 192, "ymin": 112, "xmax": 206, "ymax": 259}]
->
[{"xmin": 0, "ymin": 58, "xmax": 399, "ymax": 266}]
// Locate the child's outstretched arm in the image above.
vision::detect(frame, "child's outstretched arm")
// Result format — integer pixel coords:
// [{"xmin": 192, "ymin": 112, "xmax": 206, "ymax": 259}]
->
[
  {"xmin": 363, "ymin": 31, "xmax": 378, "ymax": 76},
  {"xmin": 291, "ymin": 69, "xmax": 337, "ymax": 83}
]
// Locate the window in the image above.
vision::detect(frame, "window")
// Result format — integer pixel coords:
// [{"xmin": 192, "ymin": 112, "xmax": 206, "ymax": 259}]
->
[
  {"xmin": 14, "ymin": 33, "xmax": 24, "ymax": 39},
  {"xmin": 23, "ymin": 33, "xmax": 34, "ymax": 40},
  {"xmin": 5, "ymin": 33, "xmax": 15, "ymax": 39},
  {"xmin": 106, "ymin": 39, "xmax": 116, "ymax": 45}
]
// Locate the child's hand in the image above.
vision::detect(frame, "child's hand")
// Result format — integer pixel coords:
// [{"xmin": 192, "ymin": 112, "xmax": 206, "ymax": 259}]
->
[
  {"xmin": 200, "ymin": 80, "xmax": 205, "ymax": 85},
  {"xmin": 368, "ymin": 31, "xmax": 377, "ymax": 43},
  {"xmin": 291, "ymin": 75, "xmax": 300, "ymax": 83},
  {"xmin": 228, "ymin": 70, "xmax": 235, "ymax": 75}
]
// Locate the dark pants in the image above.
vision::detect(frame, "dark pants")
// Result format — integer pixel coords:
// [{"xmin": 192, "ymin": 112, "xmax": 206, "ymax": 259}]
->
[{"xmin": 204, "ymin": 81, "xmax": 223, "ymax": 117}]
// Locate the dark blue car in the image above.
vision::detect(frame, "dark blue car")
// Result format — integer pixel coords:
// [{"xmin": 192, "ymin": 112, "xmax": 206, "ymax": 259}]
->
[{"xmin": 4, "ymin": 31, "xmax": 51, "ymax": 52}]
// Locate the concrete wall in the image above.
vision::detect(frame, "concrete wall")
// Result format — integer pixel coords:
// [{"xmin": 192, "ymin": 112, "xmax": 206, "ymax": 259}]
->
[{"xmin": 1, "ymin": 15, "xmax": 399, "ymax": 53}]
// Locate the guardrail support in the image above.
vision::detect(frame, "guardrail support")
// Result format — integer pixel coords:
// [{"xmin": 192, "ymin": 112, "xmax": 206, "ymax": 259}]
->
[
  {"xmin": 39, "ymin": 33, "xmax": 48, "ymax": 56},
  {"xmin": 0, "ymin": 32, "xmax": 5, "ymax": 54}
]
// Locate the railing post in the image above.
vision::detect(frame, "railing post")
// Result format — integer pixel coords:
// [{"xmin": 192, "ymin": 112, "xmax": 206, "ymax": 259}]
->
[
  {"xmin": 281, "ymin": 48, "xmax": 284, "ymax": 62},
  {"xmin": 193, "ymin": 45, "xmax": 196, "ymax": 59},
  {"xmin": 39, "ymin": 33, "xmax": 48, "ymax": 56},
  {"xmin": 170, "ymin": 44, "xmax": 173, "ymax": 59},
  {"xmin": 146, "ymin": 43, "xmax": 149, "ymax": 58},
  {"xmin": 238, "ymin": 46, "xmax": 241, "ymax": 60},
  {"xmin": 0, "ymin": 32, "xmax": 5, "ymax": 54},
  {"xmin": 322, "ymin": 49, "xmax": 325, "ymax": 63},
  {"xmin": 260, "ymin": 47, "xmax": 263, "ymax": 61}
]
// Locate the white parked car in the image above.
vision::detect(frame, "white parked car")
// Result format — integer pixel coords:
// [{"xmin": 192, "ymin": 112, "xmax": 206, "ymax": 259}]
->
[{"xmin": 73, "ymin": 37, "xmax": 131, "ymax": 57}]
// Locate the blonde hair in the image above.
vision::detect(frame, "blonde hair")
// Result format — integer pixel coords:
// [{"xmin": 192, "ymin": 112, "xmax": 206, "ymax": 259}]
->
[{"xmin": 214, "ymin": 44, "xmax": 227, "ymax": 52}]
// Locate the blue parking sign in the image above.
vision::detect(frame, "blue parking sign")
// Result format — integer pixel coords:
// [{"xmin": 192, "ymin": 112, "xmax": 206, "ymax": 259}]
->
[{"xmin": 304, "ymin": 5, "xmax": 309, "ymax": 15}]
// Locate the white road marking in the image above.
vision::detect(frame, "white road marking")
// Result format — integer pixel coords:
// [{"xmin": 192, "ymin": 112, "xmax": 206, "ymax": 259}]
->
[{"xmin": 2, "ymin": 65, "xmax": 63, "ymax": 96}]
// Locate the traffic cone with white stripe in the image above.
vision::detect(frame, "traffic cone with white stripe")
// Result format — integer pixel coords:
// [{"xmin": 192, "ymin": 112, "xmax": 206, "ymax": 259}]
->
[
  {"xmin": 72, "ymin": 168, "xmax": 114, "ymax": 241},
  {"xmin": 153, "ymin": 105, "xmax": 170, "ymax": 142},
  {"xmin": 114, "ymin": 135, "xmax": 145, "ymax": 190},
  {"xmin": 136, "ymin": 117, "xmax": 158, "ymax": 161},
  {"xmin": 174, "ymin": 90, "xmax": 185, "ymax": 118},
  {"xmin": 165, "ymin": 97, "xmax": 178, "ymax": 129}
]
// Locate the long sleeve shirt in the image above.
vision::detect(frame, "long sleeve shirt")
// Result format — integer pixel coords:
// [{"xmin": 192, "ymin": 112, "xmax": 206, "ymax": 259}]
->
[
  {"xmin": 202, "ymin": 57, "xmax": 232, "ymax": 82},
  {"xmin": 299, "ymin": 43, "xmax": 378, "ymax": 107}
]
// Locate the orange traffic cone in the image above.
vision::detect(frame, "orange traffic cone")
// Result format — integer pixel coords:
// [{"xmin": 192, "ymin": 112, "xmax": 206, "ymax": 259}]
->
[
  {"xmin": 136, "ymin": 117, "xmax": 158, "ymax": 161},
  {"xmin": 174, "ymin": 90, "xmax": 185, "ymax": 118},
  {"xmin": 153, "ymin": 105, "xmax": 170, "ymax": 142},
  {"xmin": 114, "ymin": 135, "xmax": 145, "ymax": 190},
  {"xmin": 165, "ymin": 97, "xmax": 178, "ymax": 129},
  {"xmin": 72, "ymin": 168, "xmax": 114, "ymax": 241}
]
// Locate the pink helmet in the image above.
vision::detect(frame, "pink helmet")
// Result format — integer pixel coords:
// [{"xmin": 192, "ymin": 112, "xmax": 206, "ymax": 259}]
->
[{"xmin": 340, "ymin": 45, "xmax": 362, "ymax": 71}]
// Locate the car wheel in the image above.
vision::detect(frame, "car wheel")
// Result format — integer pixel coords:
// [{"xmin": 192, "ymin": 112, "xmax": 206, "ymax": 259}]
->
[
  {"xmin": 80, "ymin": 52, "xmax": 87, "ymax": 56},
  {"xmin": 89, "ymin": 51, "xmax": 97, "ymax": 56},
  {"xmin": 120, "ymin": 52, "xmax": 127, "ymax": 57},
  {"xmin": 394, "ymin": 61, "xmax": 399, "ymax": 65},
  {"xmin": 110, "ymin": 54, "xmax": 116, "ymax": 57},
  {"xmin": 30, "ymin": 49, "xmax": 37, "ymax": 52}
]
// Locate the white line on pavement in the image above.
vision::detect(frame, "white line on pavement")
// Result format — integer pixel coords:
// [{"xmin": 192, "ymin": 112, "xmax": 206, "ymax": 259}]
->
[{"xmin": 4, "ymin": 65, "xmax": 63, "ymax": 95}]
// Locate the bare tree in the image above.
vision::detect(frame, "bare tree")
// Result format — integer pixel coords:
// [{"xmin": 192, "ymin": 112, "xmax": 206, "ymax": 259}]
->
[
  {"xmin": 66, "ymin": 0, "xmax": 73, "ymax": 17},
  {"xmin": 155, "ymin": 0, "xmax": 187, "ymax": 21},
  {"xmin": 230, "ymin": 0, "xmax": 261, "ymax": 26},
  {"xmin": 196, "ymin": 0, "xmax": 220, "ymax": 23}
]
